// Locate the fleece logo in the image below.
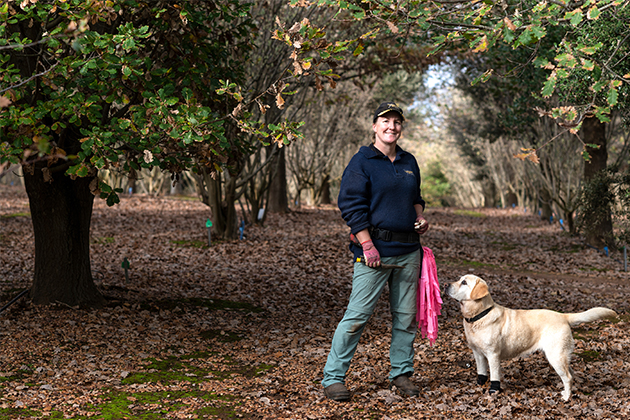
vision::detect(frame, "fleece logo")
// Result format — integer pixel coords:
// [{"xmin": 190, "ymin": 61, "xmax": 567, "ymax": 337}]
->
[{"xmin": 404, "ymin": 170, "xmax": 414, "ymax": 176}]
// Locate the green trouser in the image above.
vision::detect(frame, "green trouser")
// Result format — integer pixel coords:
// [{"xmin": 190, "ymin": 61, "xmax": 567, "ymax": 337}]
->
[{"xmin": 322, "ymin": 249, "xmax": 422, "ymax": 388}]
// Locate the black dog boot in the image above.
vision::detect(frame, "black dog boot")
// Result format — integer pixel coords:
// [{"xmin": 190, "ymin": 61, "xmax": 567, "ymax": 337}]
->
[
  {"xmin": 488, "ymin": 381, "xmax": 502, "ymax": 395},
  {"xmin": 477, "ymin": 374, "xmax": 489, "ymax": 385}
]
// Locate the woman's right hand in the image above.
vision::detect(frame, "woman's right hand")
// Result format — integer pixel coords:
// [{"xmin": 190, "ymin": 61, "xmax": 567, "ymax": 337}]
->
[{"xmin": 361, "ymin": 240, "xmax": 381, "ymax": 267}]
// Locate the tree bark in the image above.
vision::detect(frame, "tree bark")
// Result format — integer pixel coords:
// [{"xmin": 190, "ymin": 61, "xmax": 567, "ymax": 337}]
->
[
  {"xmin": 539, "ymin": 188, "xmax": 553, "ymax": 222},
  {"xmin": 582, "ymin": 117, "xmax": 614, "ymax": 249},
  {"xmin": 319, "ymin": 175, "xmax": 332, "ymax": 205},
  {"xmin": 195, "ymin": 169, "xmax": 239, "ymax": 240},
  {"xmin": 267, "ymin": 146, "xmax": 289, "ymax": 213},
  {"xmin": 23, "ymin": 162, "xmax": 104, "ymax": 307}
]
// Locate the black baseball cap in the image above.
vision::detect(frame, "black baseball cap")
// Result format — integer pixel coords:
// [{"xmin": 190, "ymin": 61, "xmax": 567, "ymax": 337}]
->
[{"xmin": 373, "ymin": 102, "xmax": 404, "ymax": 123}]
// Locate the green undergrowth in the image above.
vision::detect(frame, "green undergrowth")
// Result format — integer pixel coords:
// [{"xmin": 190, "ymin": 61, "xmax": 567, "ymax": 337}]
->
[
  {"xmin": 92, "ymin": 236, "xmax": 115, "ymax": 244},
  {"xmin": 91, "ymin": 389, "xmax": 241, "ymax": 419},
  {"xmin": 453, "ymin": 209, "xmax": 486, "ymax": 218},
  {"xmin": 491, "ymin": 241, "xmax": 521, "ymax": 251},
  {"xmin": 575, "ymin": 350, "xmax": 602, "ymax": 362},
  {"xmin": 0, "ymin": 390, "xmax": 243, "ymax": 420},
  {"xmin": 0, "ymin": 349, "xmax": 273, "ymax": 419},
  {"xmin": 0, "ymin": 408, "xmax": 44, "ymax": 420},
  {"xmin": 573, "ymin": 323, "xmax": 613, "ymax": 362},
  {"xmin": 0, "ymin": 212, "xmax": 30, "ymax": 219},
  {"xmin": 170, "ymin": 239, "xmax": 208, "ymax": 249},
  {"xmin": 122, "ymin": 351, "xmax": 274, "ymax": 385},
  {"xmin": 547, "ymin": 244, "xmax": 583, "ymax": 253}
]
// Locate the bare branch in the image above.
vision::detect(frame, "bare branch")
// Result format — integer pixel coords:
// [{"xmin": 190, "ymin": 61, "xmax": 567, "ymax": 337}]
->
[
  {"xmin": 0, "ymin": 35, "xmax": 66, "ymax": 51},
  {"xmin": 0, "ymin": 63, "xmax": 58, "ymax": 94}
]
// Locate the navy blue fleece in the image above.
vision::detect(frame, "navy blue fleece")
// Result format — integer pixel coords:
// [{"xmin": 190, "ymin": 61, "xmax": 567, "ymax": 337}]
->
[{"xmin": 338, "ymin": 144, "xmax": 425, "ymax": 259}]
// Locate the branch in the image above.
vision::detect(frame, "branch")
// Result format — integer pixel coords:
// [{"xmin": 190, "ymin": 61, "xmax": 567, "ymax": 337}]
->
[
  {"xmin": 0, "ymin": 63, "xmax": 59, "ymax": 94},
  {"xmin": 235, "ymin": 142, "xmax": 280, "ymax": 190},
  {"xmin": 0, "ymin": 34, "xmax": 66, "ymax": 51}
]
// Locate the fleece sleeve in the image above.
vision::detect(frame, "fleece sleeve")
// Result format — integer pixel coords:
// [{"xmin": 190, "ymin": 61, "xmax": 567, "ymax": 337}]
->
[
  {"xmin": 412, "ymin": 160, "xmax": 426, "ymax": 210},
  {"xmin": 337, "ymin": 164, "xmax": 372, "ymax": 235}
]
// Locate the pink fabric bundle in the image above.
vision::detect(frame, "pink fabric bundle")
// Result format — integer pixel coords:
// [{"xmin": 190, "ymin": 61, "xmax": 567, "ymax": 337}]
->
[{"xmin": 417, "ymin": 247, "xmax": 442, "ymax": 346}]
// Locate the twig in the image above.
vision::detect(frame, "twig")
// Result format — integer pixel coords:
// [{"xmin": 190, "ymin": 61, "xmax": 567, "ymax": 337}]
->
[
  {"xmin": 0, "ymin": 35, "xmax": 66, "ymax": 51},
  {"xmin": 0, "ymin": 63, "xmax": 58, "ymax": 94}
]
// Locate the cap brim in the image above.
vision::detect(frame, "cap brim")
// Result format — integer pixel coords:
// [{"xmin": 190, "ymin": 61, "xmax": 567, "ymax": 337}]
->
[{"xmin": 376, "ymin": 110, "xmax": 404, "ymax": 120}]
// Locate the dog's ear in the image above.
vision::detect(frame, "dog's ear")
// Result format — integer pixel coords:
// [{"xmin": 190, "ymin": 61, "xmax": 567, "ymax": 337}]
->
[{"xmin": 470, "ymin": 281, "xmax": 489, "ymax": 300}]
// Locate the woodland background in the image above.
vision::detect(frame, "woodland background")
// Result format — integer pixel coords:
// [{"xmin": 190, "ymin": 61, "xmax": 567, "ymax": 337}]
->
[
  {"xmin": 1, "ymin": 1, "xmax": 630, "ymax": 418},
  {"xmin": 1, "ymin": 184, "xmax": 630, "ymax": 419}
]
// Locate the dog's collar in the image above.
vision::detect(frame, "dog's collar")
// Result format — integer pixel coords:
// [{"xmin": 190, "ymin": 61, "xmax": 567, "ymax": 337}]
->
[{"xmin": 465, "ymin": 306, "xmax": 494, "ymax": 324}]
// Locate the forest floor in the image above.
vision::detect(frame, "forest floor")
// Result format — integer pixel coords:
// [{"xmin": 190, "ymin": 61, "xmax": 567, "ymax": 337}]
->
[{"xmin": 1, "ymin": 184, "xmax": 630, "ymax": 419}]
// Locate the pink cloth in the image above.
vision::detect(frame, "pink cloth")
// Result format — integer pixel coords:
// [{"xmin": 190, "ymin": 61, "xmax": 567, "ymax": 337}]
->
[{"xmin": 417, "ymin": 247, "xmax": 442, "ymax": 346}]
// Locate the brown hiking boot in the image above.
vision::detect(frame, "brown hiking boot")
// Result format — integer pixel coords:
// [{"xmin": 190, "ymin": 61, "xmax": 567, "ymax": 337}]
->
[
  {"xmin": 391, "ymin": 374, "xmax": 419, "ymax": 397},
  {"xmin": 324, "ymin": 382, "xmax": 351, "ymax": 402}
]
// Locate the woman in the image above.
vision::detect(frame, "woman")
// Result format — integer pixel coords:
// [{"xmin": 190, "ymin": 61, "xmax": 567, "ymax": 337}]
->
[{"xmin": 323, "ymin": 102, "xmax": 430, "ymax": 402}]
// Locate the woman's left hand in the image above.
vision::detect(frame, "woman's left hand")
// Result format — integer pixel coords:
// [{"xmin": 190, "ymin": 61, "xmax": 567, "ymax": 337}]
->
[{"xmin": 414, "ymin": 215, "xmax": 429, "ymax": 235}]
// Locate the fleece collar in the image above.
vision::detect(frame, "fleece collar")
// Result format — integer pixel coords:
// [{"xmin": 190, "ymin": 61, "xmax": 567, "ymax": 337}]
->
[{"xmin": 363, "ymin": 143, "xmax": 406, "ymax": 159}]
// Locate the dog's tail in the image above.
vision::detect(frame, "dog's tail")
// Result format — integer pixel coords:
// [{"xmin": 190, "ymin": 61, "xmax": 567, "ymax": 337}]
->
[{"xmin": 565, "ymin": 307, "xmax": 617, "ymax": 326}]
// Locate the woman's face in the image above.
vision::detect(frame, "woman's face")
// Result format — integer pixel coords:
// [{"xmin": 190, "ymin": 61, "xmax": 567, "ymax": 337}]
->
[{"xmin": 372, "ymin": 111, "xmax": 403, "ymax": 146}]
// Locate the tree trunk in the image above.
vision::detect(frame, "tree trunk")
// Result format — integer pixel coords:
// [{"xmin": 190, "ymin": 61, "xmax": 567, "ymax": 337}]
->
[
  {"xmin": 582, "ymin": 117, "xmax": 614, "ymax": 249},
  {"xmin": 539, "ymin": 188, "xmax": 553, "ymax": 222},
  {"xmin": 195, "ymin": 169, "xmax": 239, "ymax": 240},
  {"xmin": 23, "ymin": 163, "xmax": 104, "ymax": 307},
  {"xmin": 483, "ymin": 181, "xmax": 496, "ymax": 208},
  {"xmin": 267, "ymin": 146, "xmax": 289, "ymax": 214},
  {"xmin": 319, "ymin": 175, "xmax": 332, "ymax": 205}
]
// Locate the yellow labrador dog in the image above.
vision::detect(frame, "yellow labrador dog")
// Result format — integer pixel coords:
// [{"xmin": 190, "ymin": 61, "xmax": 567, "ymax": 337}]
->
[{"xmin": 447, "ymin": 274, "xmax": 617, "ymax": 401}]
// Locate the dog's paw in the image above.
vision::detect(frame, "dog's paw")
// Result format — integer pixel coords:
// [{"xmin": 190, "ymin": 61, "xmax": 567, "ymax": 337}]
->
[
  {"xmin": 477, "ymin": 374, "xmax": 488, "ymax": 385},
  {"xmin": 488, "ymin": 381, "xmax": 501, "ymax": 395}
]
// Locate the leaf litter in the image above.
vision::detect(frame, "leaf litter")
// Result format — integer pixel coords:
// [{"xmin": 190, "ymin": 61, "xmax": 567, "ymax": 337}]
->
[{"xmin": 1, "ymin": 185, "xmax": 630, "ymax": 419}]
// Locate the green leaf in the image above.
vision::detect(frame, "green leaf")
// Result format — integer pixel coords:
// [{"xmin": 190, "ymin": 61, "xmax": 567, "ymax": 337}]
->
[
  {"xmin": 566, "ymin": 10, "xmax": 583, "ymax": 26},
  {"xmin": 556, "ymin": 68, "xmax": 569, "ymax": 79},
  {"xmin": 531, "ymin": 25, "xmax": 546, "ymax": 40},
  {"xmin": 581, "ymin": 59, "xmax": 595, "ymax": 71},
  {"xmin": 106, "ymin": 191, "xmax": 120, "ymax": 206},
  {"xmin": 165, "ymin": 97, "xmax": 179, "ymax": 106},
  {"xmin": 92, "ymin": 157, "xmax": 106, "ymax": 169},
  {"xmin": 541, "ymin": 76, "xmax": 556, "ymax": 97},
  {"xmin": 607, "ymin": 87, "xmax": 618, "ymax": 106},
  {"xmin": 556, "ymin": 53, "xmax": 577, "ymax": 68},
  {"xmin": 119, "ymin": 119, "xmax": 131, "ymax": 130},
  {"xmin": 503, "ymin": 29, "xmax": 515, "ymax": 44},
  {"xmin": 471, "ymin": 69, "xmax": 493, "ymax": 85},
  {"xmin": 592, "ymin": 79, "xmax": 607, "ymax": 92},
  {"xmin": 123, "ymin": 38, "xmax": 136, "ymax": 50},
  {"xmin": 579, "ymin": 42, "xmax": 603, "ymax": 55},
  {"xmin": 77, "ymin": 165, "xmax": 89, "ymax": 177},
  {"xmin": 594, "ymin": 106, "xmax": 611, "ymax": 123},
  {"xmin": 352, "ymin": 44, "xmax": 364, "ymax": 57},
  {"xmin": 533, "ymin": 57, "xmax": 549, "ymax": 68},
  {"xmin": 587, "ymin": 6, "xmax": 600, "ymax": 20},
  {"xmin": 100, "ymin": 182, "xmax": 112, "ymax": 193}
]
